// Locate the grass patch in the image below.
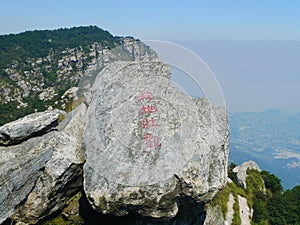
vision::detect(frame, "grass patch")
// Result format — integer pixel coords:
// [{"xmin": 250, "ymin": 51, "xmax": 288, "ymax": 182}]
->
[
  {"xmin": 65, "ymin": 98, "xmax": 84, "ymax": 113},
  {"xmin": 232, "ymin": 194, "xmax": 241, "ymax": 225},
  {"xmin": 40, "ymin": 193, "xmax": 83, "ymax": 225},
  {"xmin": 210, "ymin": 185, "xmax": 231, "ymax": 219},
  {"xmin": 246, "ymin": 170, "xmax": 265, "ymax": 209},
  {"xmin": 210, "ymin": 180, "xmax": 247, "ymax": 222},
  {"xmin": 58, "ymin": 114, "xmax": 65, "ymax": 122}
]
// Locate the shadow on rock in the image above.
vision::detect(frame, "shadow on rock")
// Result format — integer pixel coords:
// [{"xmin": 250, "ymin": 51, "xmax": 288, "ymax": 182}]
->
[{"xmin": 79, "ymin": 192, "xmax": 206, "ymax": 225}]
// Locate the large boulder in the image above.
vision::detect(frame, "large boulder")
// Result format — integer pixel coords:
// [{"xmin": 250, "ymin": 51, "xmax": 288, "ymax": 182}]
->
[
  {"xmin": 0, "ymin": 103, "xmax": 86, "ymax": 224},
  {"xmin": 0, "ymin": 109, "xmax": 65, "ymax": 146},
  {"xmin": 83, "ymin": 61, "xmax": 229, "ymax": 218}
]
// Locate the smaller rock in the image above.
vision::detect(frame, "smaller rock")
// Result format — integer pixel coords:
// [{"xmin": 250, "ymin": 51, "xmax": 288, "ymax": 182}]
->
[
  {"xmin": 233, "ymin": 161, "xmax": 261, "ymax": 189},
  {"xmin": 203, "ymin": 204, "xmax": 224, "ymax": 225},
  {"xmin": 61, "ymin": 87, "xmax": 79, "ymax": 99},
  {"xmin": 0, "ymin": 109, "xmax": 65, "ymax": 146},
  {"xmin": 238, "ymin": 195, "xmax": 252, "ymax": 225},
  {"xmin": 11, "ymin": 103, "xmax": 86, "ymax": 224},
  {"xmin": 227, "ymin": 177, "xmax": 233, "ymax": 183},
  {"xmin": 225, "ymin": 193, "xmax": 235, "ymax": 225},
  {"xmin": 15, "ymin": 222, "xmax": 28, "ymax": 225},
  {"xmin": 38, "ymin": 87, "xmax": 55, "ymax": 101}
]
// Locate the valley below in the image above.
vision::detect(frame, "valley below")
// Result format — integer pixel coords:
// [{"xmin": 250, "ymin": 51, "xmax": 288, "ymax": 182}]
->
[{"xmin": 229, "ymin": 109, "xmax": 300, "ymax": 189}]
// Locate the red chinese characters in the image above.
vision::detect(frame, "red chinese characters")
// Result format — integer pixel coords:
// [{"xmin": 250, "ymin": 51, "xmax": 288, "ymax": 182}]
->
[
  {"xmin": 142, "ymin": 118, "xmax": 159, "ymax": 128},
  {"xmin": 143, "ymin": 133, "xmax": 162, "ymax": 148},
  {"xmin": 141, "ymin": 105, "xmax": 158, "ymax": 114},
  {"xmin": 139, "ymin": 91, "xmax": 161, "ymax": 148},
  {"xmin": 139, "ymin": 91, "xmax": 154, "ymax": 101}
]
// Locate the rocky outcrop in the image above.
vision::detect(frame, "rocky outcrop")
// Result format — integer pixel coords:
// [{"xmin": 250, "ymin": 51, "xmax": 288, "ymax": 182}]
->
[
  {"xmin": 83, "ymin": 61, "xmax": 229, "ymax": 218},
  {"xmin": 238, "ymin": 195, "xmax": 252, "ymax": 225},
  {"xmin": 0, "ymin": 103, "xmax": 86, "ymax": 224},
  {"xmin": 0, "ymin": 134, "xmax": 52, "ymax": 224},
  {"xmin": 0, "ymin": 109, "xmax": 65, "ymax": 146},
  {"xmin": 210, "ymin": 160, "xmax": 265, "ymax": 225},
  {"xmin": 225, "ymin": 193, "xmax": 235, "ymax": 225},
  {"xmin": 0, "ymin": 36, "xmax": 156, "ymax": 108},
  {"xmin": 0, "ymin": 54, "xmax": 229, "ymax": 224},
  {"xmin": 203, "ymin": 204, "xmax": 224, "ymax": 225},
  {"xmin": 233, "ymin": 161, "xmax": 261, "ymax": 188}
]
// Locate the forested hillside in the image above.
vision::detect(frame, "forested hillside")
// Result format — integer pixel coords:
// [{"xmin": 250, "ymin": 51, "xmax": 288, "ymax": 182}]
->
[
  {"xmin": 0, "ymin": 26, "xmax": 156, "ymax": 125},
  {"xmin": 0, "ymin": 26, "xmax": 118, "ymax": 70}
]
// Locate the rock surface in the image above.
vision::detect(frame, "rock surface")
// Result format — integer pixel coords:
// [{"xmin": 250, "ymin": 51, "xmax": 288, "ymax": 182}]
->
[
  {"xmin": 0, "ymin": 109, "xmax": 65, "ymax": 146},
  {"xmin": 225, "ymin": 193, "xmax": 235, "ymax": 225},
  {"xmin": 238, "ymin": 195, "xmax": 252, "ymax": 225},
  {"xmin": 0, "ymin": 103, "xmax": 86, "ymax": 224},
  {"xmin": 0, "ymin": 134, "xmax": 52, "ymax": 224},
  {"xmin": 0, "ymin": 58, "xmax": 229, "ymax": 224},
  {"xmin": 203, "ymin": 204, "xmax": 225, "ymax": 225},
  {"xmin": 233, "ymin": 161, "xmax": 261, "ymax": 189},
  {"xmin": 83, "ymin": 60, "xmax": 229, "ymax": 218}
]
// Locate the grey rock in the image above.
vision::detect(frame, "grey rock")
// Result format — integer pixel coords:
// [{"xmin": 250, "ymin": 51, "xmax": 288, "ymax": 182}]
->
[
  {"xmin": 83, "ymin": 61, "xmax": 229, "ymax": 218},
  {"xmin": 0, "ymin": 135, "xmax": 52, "ymax": 224},
  {"xmin": 0, "ymin": 109, "xmax": 65, "ymax": 146},
  {"xmin": 225, "ymin": 193, "xmax": 235, "ymax": 225},
  {"xmin": 233, "ymin": 161, "xmax": 261, "ymax": 189},
  {"xmin": 203, "ymin": 203, "xmax": 225, "ymax": 225},
  {"xmin": 0, "ymin": 103, "xmax": 86, "ymax": 224},
  {"xmin": 12, "ymin": 103, "xmax": 87, "ymax": 224},
  {"xmin": 73, "ymin": 38, "xmax": 158, "ymax": 108},
  {"xmin": 120, "ymin": 37, "xmax": 158, "ymax": 61},
  {"xmin": 15, "ymin": 222, "xmax": 28, "ymax": 225},
  {"xmin": 238, "ymin": 195, "xmax": 252, "ymax": 225}
]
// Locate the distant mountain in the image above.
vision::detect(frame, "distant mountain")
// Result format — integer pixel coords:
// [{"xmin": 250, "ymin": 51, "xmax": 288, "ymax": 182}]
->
[{"xmin": 229, "ymin": 109, "xmax": 300, "ymax": 189}]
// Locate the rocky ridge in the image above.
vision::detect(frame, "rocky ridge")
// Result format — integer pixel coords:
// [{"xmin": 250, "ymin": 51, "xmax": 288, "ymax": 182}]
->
[
  {"xmin": 233, "ymin": 161, "xmax": 261, "ymax": 189},
  {"xmin": 0, "ymin": 27, "xmax": 157, "ymax": 126},
  {"xmin": 0, "ymin": 41, "xmax": 229, "ymax": 225},
  {"xmin": 1, "ymin": 37, "xmax": 156, "ymax": 107},
  {"xmin": 208, "ymin": 161, "xmax": 265, "ymax": 225}
]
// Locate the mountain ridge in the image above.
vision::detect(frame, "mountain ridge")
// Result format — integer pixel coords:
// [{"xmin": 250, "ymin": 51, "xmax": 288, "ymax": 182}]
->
[{"xmin": 0, "ymin": 26, "xmax": 156, "ymax": 125}]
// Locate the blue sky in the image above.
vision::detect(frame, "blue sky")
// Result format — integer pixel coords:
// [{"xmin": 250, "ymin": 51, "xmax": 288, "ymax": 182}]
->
[
  {"xmin": 1, "ymin": 1, "xmax": 300, "ymax": 112},
  {"xmin": 1, "ymin": 0, "xmax": 300, "ymax": 40}
]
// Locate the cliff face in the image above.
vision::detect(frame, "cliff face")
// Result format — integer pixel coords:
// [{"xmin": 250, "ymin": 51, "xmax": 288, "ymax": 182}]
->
[{"xmin": 0, "ymin": 39, "xmax": 229, "ymax": 225}]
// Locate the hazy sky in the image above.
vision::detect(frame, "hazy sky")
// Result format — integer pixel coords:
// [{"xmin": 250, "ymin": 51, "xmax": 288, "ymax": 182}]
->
[
  {"xmin": 1, "ymin": 0, "xmax": 300, "ymax": 40},
  {"xmin": 1, "ymin": 1, "xmax": 300, "ymax": 112},
  {"xmin": 175, "ymin": 40, "xmax": 300, "ymax": 112}
]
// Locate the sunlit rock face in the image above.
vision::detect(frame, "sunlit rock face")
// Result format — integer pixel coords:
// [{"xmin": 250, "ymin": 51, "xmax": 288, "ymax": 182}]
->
[
  {"xmin": 0, "ymin": 104, "xmax": 86, "ymax": 224},
  {"xmin": 0, "ymin": 109, "xmax": 65, "ymax": 146},
  {"xmin": 83, "ymin": 60, "xmax": 229, "ymax": 219}
]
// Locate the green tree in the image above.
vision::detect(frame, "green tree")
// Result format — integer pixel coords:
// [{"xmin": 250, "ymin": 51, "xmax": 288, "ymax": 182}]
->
[
  {"xmin": 228, "ymin": 162, "xmax": 239, "ymax": 185},
  {"xmin": 252, "ymin": 192, "xmax": 269, "ymax": 224},
  {"xmin": 261, "ymin": 171, "xmax": 283, "ymax": 194}
]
